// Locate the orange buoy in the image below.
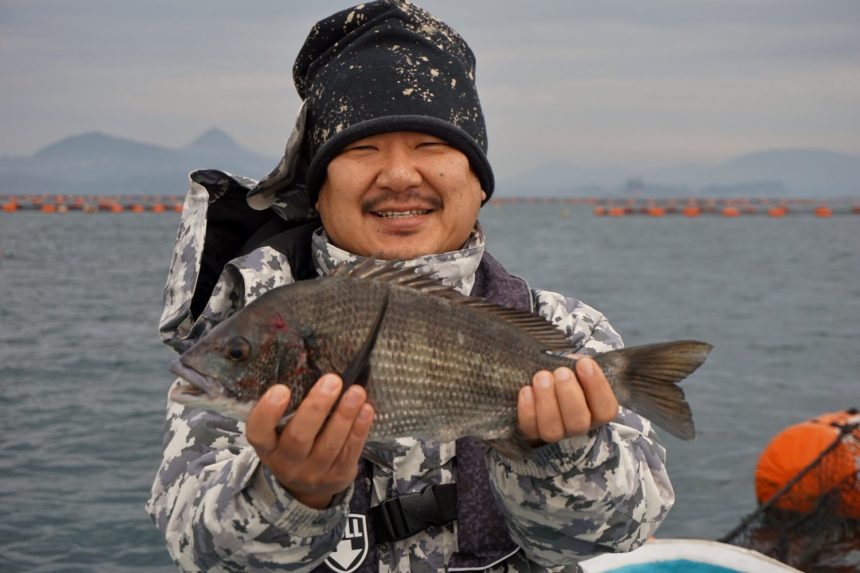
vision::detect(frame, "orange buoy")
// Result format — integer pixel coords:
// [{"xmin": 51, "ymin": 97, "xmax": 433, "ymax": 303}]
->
[
  {"xmin": 109, "ymin": 203, "xmax": 124, "ymax": 213},
  {"xmin": 852, "ymin": 205, "xmax": 860, "ymax": 215},
  {"xmin": 647, "ymin": 206, "xmax": 665, "ymax": 217},
  {"xmin": 608, "ymin": 206, "xmax": 626, "ymax": 217},
  {"xmin": 768, "ymin": 207, "xmax": 787, "ymax": 218},
  {"xmin": 682, "ymin": 206, "xmax": 700, "ymax": 217},
  {"xmin": 2, "ymin": 201, "xmax": 17, "ymax": 212},
  {"xmin": 130, "ymin": 204, "xmax": 146, "ymax": 213},
  {"xmin": 40, "ymin": 203, "xmax": 57, "ymax": 213},
  {"xmin": 755, "ymin": 409, "xmax": 860, "ymax": 519},
  {"xmin": 173, "ymin": 203, "xmax": 183, "ymax": 213},
  {"xmin": 722, "ymin": 207, "xmax": 741, "ymax": 217},
  {"xmin": 593, "ymin": 206, "xmax": 607, "ymax": 217},
  {"xmin": 151, "ymin": 203, "xmax": 166, "ymax": 213},
  {"xmin": 814, "ymin": 205, "xmax": 833, "ymax": 218}
]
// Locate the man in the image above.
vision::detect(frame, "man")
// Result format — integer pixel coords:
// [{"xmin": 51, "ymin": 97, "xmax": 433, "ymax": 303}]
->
[{"xmin": 147, "ymin": 2, "xmax": 674, "ymax": 571}]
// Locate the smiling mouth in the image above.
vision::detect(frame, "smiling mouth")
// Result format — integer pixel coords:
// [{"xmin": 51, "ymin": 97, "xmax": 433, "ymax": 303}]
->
[{"xmin": 373, "ymin": 209, "xmax": 432, "ymax": 218}]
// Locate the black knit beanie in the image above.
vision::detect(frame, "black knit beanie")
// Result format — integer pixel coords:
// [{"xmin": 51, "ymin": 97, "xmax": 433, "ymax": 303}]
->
[{"xmin": 248, "ymin": 0, "xmax": 493, "ymax": 215}]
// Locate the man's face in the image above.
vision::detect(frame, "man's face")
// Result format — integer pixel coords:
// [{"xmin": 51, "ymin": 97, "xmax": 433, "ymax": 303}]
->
[{"xmin": 316, "ymin": 131, "xmax": 486, "ymax": 260}]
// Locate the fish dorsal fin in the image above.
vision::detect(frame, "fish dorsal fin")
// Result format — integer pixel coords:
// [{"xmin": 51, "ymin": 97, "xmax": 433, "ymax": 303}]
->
[
  {"xmin": 332, "ymin": 259, "xmax": 572, "ymax": 352},
  {"xmin": 470, "ymin": 305, "xmax": 572, "ymax": 351}
]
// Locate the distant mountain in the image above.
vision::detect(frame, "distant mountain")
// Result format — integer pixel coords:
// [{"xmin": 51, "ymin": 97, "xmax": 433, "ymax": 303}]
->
[
  {"xmin": 501, "ymin": 148, "xmax": 860, "ymax": 197},
  {"xmin": 186, "ymin": 128, "xmax": 240, "ymax": 153},
  {"xmin": 3, "ymin": 131, "xmax": 858, "ymax": 198},
  {"xmin": 0, "ymin": 129, "xmax": 278, "ymax": 196},
  {"xmin": 651, "ymin": 149, "xmax": 860, "ymax": 197},
  {"xmin": 33, "ymin": 132, "xmax": 174, "ymax": 164},
  {"xmin": 181, "ymin": 128, "xmax": 272, "ymax": 170}
]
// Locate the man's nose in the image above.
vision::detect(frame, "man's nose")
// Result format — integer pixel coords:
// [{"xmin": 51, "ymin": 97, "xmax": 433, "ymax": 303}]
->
[{"xmin": 375, "ymin": 147, "xmax": 423, "ymax": 191}]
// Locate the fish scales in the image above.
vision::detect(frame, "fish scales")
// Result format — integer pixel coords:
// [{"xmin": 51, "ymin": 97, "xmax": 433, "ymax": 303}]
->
[
  {"xmin": 170, "ymin": 260, "xmax": 712, "ymax": 449},
  {"xmin": 272, "ymin": 276, "xmax": 563, "ymax": 442}
]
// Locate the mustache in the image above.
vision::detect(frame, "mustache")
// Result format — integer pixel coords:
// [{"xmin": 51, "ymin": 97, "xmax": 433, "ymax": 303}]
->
[{"xmin": 362, "ymin": 189, "xmax": 443, "ymax": 213}]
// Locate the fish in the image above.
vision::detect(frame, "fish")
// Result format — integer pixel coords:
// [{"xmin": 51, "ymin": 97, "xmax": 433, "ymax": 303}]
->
[{"xmin": 169, "ymin": 259, "xmax": 712, "ymax": 456}]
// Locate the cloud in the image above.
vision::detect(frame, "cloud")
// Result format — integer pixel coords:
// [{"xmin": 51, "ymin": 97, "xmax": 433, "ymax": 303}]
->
[{"xmin": 1, "ymin": 0, "xmax": 858, "ymax": 178}]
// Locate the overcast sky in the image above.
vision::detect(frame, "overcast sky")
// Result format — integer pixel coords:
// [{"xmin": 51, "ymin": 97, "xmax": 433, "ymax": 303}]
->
[{"xmin": 1, "ymin": 0, "xmax": 859, "ymax": 179}]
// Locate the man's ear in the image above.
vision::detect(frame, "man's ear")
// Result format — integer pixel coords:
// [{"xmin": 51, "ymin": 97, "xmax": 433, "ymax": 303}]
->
[{"xmin": 480, "ymin": 190, "xmax": 487, "ymax": 202}]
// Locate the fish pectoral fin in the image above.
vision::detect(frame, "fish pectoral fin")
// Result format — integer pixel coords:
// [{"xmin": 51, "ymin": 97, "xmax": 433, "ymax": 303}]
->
[
  {"xmin": 300, "ymin": 327, "xmax": 319, "ymax": 350},
  {"xmin": 300, "ymin": 330, "xmax": 327, "ymax": 374},
  {"xmin": 341, "ymin": 291, "xmax": 389, "ymax": 388}
]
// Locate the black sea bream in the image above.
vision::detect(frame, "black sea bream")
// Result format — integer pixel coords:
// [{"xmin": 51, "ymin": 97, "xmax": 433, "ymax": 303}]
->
[{"xmin": 170, "ymin": 260, "xmax": 711, "ymax": 454}]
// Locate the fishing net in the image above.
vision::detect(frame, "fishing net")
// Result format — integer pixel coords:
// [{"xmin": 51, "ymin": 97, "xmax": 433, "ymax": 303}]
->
[{"xmin": 720, "ymin": 409, "xmax": 860, "ymax": 572}]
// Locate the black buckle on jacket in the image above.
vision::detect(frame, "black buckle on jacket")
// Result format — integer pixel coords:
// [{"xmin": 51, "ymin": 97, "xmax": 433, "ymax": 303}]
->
[{"xmin": 370, "ymin": 483, "xmax": 458, "ymax": 544}]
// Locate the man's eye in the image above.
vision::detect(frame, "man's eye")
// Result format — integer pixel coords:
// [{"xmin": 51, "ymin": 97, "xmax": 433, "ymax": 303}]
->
[
  {"xmin": 417, "ymin": 141, "xmax": 448, "ymax": 149},
  {"xmin": 343, "ymin": 144, "xmax": 377, "ymax": 153}
]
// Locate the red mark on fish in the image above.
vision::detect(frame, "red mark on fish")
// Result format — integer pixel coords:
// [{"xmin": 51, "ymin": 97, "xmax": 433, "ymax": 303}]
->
[{"xmin": 271, "ymin": 313, "xmax": 289, "ymax": 332}]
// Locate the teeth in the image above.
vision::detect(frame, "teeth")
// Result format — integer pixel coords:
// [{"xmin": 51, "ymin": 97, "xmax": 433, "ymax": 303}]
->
[{"xmin": 376, "ymin": 210, "xmax": 430, "ymax": 218}]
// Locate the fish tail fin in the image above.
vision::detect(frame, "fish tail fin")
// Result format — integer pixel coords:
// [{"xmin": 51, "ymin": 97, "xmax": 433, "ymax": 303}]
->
[{"xmin": 593, "ymin": 340, "xmax": 712, "ymax": 441}]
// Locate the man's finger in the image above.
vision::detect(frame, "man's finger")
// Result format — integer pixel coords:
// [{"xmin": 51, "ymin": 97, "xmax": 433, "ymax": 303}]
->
[
  {"xmin": 532, "ymin": 370, "xmax": 565, "ymax": 443},
  {"xmin": 553, "ymin": 367, "xmax": 592, "ymax": 436},
  {"xmin": 309, "ymin": 385, "xmax": 368, "ymax": 465},
  {"xmin": 332, "ymin": 403, "xmax": 375, "ymax": 470},
  {"xmin": 517, "ymin": 386, "xmax": 539, "ymax": 442},
  {"xmin": 279, "ymin": 374, "xmax": 343, "ymax": 459},
  {"xmin": 247, "ymin": 384, "xmax": 291, "ymax": 454},
  {"xmin": 576, "ymin": 358, "xmax": 619, "ymax": 425}
]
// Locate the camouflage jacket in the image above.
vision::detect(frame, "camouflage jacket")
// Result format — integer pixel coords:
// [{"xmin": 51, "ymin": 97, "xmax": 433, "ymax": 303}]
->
[{"xmin": 146, "ymin": 174, "xmax": 674, "ymax": 572}]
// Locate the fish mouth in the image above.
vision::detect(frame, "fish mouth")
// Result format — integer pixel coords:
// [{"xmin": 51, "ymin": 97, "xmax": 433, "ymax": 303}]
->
[
  {"xmin": 168, "ymin": 358, "xmax": 226, "ymax": 404},
  {"xmin": 167, "ymin": 359, "xmax": 255, "ymax": 422}
]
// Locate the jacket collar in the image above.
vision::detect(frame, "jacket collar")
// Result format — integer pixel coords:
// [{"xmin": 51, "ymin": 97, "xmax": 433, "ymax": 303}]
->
[{"xmin": 310, "ymin": 225, "xmax": 486, "ymax": 296}]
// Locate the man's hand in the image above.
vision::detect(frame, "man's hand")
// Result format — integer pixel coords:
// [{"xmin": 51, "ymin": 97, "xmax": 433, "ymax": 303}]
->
[
  {"xmin": 246, "ymin": 374, "xmax": 374, "ymax": 509},
  {"xmin": 518, "ymin": 357, "xmax": 619, "ymax": 445}
]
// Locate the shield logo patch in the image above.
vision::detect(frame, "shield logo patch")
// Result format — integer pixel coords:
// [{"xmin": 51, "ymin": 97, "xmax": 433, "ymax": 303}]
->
[{"xmin": 325, "ymin": 513, "xmax": 369, "ymax": 573}]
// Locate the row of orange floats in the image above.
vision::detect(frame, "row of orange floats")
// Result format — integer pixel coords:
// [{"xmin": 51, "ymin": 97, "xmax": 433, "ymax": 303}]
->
[
  {"xmin": 486, "ymin": 196, "xmax": 859, "ymax": 217},
  {"xmin": 593, "ymin": 200, "xmax": 858, "ymax": 218},
  {"xmin": 4, "ymin": 194, "xmax": 858, "ymax": 217},
  {"xmin": 1, "ymin": 194, "xmax": 185, "ymax": 214}
]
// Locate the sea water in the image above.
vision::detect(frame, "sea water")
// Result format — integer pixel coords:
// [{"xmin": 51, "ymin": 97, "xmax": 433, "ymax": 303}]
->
[{"xmin": 0, "ymin": 206, "xmax": 857, "ymax": 571}]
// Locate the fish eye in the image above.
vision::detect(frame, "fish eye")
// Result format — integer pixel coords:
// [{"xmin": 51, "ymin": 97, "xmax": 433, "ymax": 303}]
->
[{"xmin": 225, "ymin": 337, "xmax": 251, "ymax": 362}]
